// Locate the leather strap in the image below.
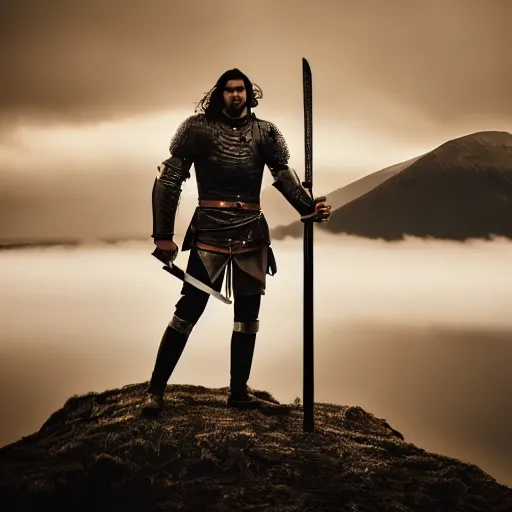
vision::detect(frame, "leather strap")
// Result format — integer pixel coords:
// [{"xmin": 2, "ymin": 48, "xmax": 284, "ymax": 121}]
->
[
  {"xmin": 199, "ymin": 199, "xmax": 261, "ymax": 211},
  {"xmin": 196, "ymin": 240, "xmax": 261, "ymax": 254}
]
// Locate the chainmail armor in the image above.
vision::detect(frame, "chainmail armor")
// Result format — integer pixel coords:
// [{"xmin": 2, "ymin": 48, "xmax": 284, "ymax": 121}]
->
[
  {"xmin": 151, "ymin": 111, "xmax": 317, "ymax": 293},
  {"xmin": 169, "ymin": 115, "xmax": 209, "ymax": 160},
  {"xmin": 262, "ymin": 121, "xmax": 316, "ymax": 216},
  {"xmin": 260, "ymin": 121, "xmax": 291, "ymax": 176}
]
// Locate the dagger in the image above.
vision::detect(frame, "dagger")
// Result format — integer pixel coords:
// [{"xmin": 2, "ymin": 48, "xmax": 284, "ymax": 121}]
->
[{"xmin": 151, "ymin": 247, "xmax": 232, "ymax": 305}]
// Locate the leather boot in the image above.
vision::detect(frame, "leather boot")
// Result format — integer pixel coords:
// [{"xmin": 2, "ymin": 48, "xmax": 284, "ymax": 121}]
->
[
  {"xmin": 227, "ymin": 320, "xmax": 292, "ymax": 414},
  {"xmin": 140, "ymin": 315, "xmax": 195, "ymax": 416},
  {"xmin": 228, "ymin": 324, "xmax": 258, "ymax": 408}
]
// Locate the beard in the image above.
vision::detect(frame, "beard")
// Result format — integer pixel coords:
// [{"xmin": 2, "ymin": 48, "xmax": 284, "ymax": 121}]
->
[{"xmin": 225, "ymin": 100, "xmax": 247, "ymax": 117}]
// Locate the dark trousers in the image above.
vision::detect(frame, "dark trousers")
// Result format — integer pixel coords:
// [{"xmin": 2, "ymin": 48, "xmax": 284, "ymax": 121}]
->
[
  {"xmin": 175, "ymin": 249, "xmax": 262, "ymax": 323},
  {"xmin": 147, "ymin": 249, "xmax": 262, "ymax": 397}
]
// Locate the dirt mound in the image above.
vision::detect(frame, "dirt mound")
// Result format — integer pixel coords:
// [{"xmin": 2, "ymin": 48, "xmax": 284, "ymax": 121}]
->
[{"xmin": 1, "ymin": 383, "xmax": 511, "ymax": 511}]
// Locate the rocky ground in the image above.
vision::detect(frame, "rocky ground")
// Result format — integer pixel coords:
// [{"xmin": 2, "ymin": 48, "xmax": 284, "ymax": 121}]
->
[{"xmin": 1, "ymin": 383, "xmax": 511, "ymax": 512}]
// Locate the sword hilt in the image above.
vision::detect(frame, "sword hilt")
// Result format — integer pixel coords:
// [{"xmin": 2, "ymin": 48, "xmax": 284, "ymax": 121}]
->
[
  {"xmin": 152, "ymin": 247, "xmax": 179, "ymax": 266},
  {"xmin": 163, "ymin": 264, "xmax": 185, "ymax": 281}
]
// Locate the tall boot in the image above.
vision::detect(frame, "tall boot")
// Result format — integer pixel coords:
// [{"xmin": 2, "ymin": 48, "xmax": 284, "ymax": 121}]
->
[
  {"xmin": 227, "ymin": 321, "xmax": 292, "ymax": 414},
  {"xmin": 227, "ymin": 320, "xmax": 259, "ymax": 408},
  {"xmin": 140, "ymin": 314, "xmax": 195, "ymax": 416}
]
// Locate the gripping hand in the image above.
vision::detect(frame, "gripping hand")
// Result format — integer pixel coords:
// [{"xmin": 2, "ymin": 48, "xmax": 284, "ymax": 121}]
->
[{"xmin": 301, "ymin": 197, "xmax": 331, "ymax": 223}]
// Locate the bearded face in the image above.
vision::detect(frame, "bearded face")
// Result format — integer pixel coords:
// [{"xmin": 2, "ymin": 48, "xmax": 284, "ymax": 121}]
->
[{"xmin": 222, "ymin": 79, "xmax": 248, "ymax": 117}]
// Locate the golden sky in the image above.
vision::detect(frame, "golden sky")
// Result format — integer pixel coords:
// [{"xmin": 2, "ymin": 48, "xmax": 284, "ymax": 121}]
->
[
  {"xmin": 1, "ymin": 1, "xmax": 512, "ymax": 486},
  {"xmin": 0, "ymin": 0, "xmax": 511, "ymax": 241}
]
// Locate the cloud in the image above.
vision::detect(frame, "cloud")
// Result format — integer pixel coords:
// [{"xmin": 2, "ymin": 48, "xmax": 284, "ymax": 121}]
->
[
  {"xmin": 1, "ymin": 0, "xmax": 511, "ymax": 242},
  {"xmin": 0, "ymin": 108, "xmax": 433, "ymax": 244},
  {"xmin": 2, "ymin": 236, "xmax": 512, "ymax": 486},
  {"xmin": 1, "ymin": 0, "xmax": 510, "ymax": 140}
]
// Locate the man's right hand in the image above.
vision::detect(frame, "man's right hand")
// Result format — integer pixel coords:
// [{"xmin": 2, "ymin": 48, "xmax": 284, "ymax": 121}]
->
[{"xmin": 154, "ymin": 240, "xmax": 179, "ymax": 262}]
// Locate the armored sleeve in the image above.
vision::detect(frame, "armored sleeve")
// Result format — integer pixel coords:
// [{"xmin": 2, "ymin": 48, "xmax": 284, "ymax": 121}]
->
[
  {"xmin": 263, "ymin": 121, "xmax": 316, "ymax": 217},
  {"xmin": 151, "ymin": 116, "xmax": 198, "ymax": 240}
]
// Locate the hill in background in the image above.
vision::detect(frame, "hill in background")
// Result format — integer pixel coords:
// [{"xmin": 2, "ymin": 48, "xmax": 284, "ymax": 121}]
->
[{"xmin": 273, "ymin": 131, "xmax": 512, "ymax": 241}]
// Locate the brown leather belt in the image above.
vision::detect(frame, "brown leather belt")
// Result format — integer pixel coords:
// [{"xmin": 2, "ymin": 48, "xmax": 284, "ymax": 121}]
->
[
  {"xmin": 198, "ymin": 199, "xmax": 261, "ymax": 211},
  {"xmin": 196, "ymin": 240, "xmax": 261, "ymax": 254}
]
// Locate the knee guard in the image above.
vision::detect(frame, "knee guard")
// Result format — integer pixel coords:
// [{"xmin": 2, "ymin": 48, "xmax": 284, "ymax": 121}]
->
[
  {"xmin": 233, "ymin": 320, "xmax": 259, "ymax": 334},
  {"xmin": 169, "ymin": 315, "xmax": 196, "ymax": 336}
]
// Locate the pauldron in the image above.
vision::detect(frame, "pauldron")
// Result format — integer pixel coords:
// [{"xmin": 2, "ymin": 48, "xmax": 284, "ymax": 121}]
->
[{"xmin": 261, "ymin": 121, "xmax": 316, "ymax": 216}]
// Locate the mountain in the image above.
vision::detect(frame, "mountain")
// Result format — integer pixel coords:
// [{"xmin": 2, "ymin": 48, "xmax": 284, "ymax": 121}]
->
[
  {"xmin": 1, "ymin": 383, "xmax": 511, "ymax": 511},
  {"xmin": 273, "ymin": 131, "xmax": 512, "ymax": 241}
]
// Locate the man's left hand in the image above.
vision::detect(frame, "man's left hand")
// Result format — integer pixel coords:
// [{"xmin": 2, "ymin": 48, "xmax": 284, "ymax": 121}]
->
[{"xmin": 314, "ymin": 200, "xmax": 331, "ymax": 223}]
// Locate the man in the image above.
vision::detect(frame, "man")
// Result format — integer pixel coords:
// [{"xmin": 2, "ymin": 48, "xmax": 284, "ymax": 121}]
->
[{"xmin": 141, "ymin": 68, "xmax": 330, "ymax": 415}]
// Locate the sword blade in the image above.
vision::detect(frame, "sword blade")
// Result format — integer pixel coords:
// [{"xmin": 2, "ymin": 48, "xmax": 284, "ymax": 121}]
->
[
  {"xmin": 302, "ymin": 57, "xmax": 313, "ymax": 193},
  {"xmin": 162, "ymin": 263, "xmax": 232, "ymax": 305},
  {"xmin": 302, "ymin": 57, "xmax": 315, "ymax": 433},
  {"xmin": 177, "ymin": 267, "xmax": 233, "ymax": 305},
  {"xmin": 152, "ymin": 248, "xmax": 232, "ymax": 304}
]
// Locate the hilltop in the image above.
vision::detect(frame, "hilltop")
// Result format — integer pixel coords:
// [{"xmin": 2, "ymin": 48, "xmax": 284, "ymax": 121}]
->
[{"xmin": 1, "ymin": 383, "xmax": 511, "ymax": 511}]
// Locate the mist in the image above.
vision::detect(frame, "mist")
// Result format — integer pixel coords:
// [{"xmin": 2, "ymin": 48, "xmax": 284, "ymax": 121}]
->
[
  {"xmin": 1, "ymin": 233, "xmax": 511, "ymax": 487},
  {"xmin": 2, "ymin": 0, "xmax": 511, "ymax": 244},
  {"xmin": 0, "ymin": 108, "xmax": 437, "ymax": 244},
  {"xmin": 1, "ymin": 0, "xmax": 511, "ymax": 144}
]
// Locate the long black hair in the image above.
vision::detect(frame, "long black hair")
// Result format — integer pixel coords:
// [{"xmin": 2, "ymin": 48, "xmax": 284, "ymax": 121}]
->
[{"xmin": 194, "ymin": 68, "xmax": 263, "ymax": 120}]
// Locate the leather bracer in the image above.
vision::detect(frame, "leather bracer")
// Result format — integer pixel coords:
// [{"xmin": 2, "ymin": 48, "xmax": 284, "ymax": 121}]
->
[
  {"xmin": 271, "ymin": 167, "xmax": 316, "ymax": 217},
  {"xmin": 151, "ymin": 156, "xmax": 192, "ymax": 240}
]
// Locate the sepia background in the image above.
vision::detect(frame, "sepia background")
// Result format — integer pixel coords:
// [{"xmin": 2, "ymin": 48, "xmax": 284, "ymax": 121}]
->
[{"xmin": 1, "ymin": 0, "xmax": 511, "ymax": 487}]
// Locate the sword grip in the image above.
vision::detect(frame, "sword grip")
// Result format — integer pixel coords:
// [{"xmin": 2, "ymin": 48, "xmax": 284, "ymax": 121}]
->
[
  {"xmin": 152, "ymin": 247, "xmax": 170, "ymax": 265},
  {"xmin": 163, "ymin": 264, "xmax": 185, "ymax": 281}
]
